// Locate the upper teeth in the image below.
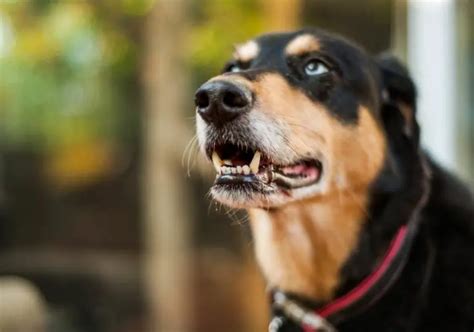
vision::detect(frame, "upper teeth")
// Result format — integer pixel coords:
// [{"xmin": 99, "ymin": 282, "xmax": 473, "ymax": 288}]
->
[{"xmin": 211, "ymin": 151, "xmax": 261, "ymax": 175}]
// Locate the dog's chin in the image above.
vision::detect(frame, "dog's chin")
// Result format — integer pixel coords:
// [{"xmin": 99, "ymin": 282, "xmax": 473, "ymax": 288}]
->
[{"xmin": 210, "ymin": 179, "xmax": 328, "ymax": 209}]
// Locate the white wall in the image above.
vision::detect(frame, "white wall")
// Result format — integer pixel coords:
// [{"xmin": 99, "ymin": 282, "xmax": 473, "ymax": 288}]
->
[{"xmin": 407, "ymin": 0, "xmax": 457, "ymax": 171}]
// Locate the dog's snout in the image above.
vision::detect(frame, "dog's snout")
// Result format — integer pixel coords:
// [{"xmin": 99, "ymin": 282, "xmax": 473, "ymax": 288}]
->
[{"xmin": 195, "ymin": 81, "xmax": 252, "ymax": 126}]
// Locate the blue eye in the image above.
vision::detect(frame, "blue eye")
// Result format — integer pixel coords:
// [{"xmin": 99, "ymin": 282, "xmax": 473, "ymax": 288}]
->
[{"xmin": 304, "ymin": 60, "xmax": 329, "ymax": 76}]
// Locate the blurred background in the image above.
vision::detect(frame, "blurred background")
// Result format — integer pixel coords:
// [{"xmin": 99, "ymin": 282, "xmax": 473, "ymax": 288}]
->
[{"xmin": 0, "ymin": 0, "xmax": 472, "ymax": 331}]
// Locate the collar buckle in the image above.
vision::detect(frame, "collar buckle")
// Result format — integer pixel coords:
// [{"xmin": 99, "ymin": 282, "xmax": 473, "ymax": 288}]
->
[{"xmin": 272, "ymin": 291, "xmax": 337, "ymax": 332}]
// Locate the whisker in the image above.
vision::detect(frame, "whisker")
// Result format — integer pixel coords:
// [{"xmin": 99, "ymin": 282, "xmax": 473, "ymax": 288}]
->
[
  {"xmin": 229, "ymin": 211, "xmax": 249, "ymax": 226},
  {"xmin": 224, "ymin": 206, "xmax": 239, "ymax": 219},
  {"xmin": 187, "ymin": 138, "xmax": 201, "ymax": 177},
  {"xmin": 182, "ymin": 135, "xmax": 198, "ymax": 177},
  {"xmin": 182, "ymin": 135, "xmax": 197, "ymax": 167}
]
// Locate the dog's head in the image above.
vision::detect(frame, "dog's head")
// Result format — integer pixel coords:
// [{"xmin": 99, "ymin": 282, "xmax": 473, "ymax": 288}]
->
[{"xmin": 195, "ymin": 28, "xmax": 416, "ymax": 209}]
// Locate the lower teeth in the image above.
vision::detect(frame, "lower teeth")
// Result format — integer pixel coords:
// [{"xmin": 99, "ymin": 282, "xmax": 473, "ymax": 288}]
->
[{"xmin": 220, "ymin": 165, "xmax": 251, "ymax": 175}]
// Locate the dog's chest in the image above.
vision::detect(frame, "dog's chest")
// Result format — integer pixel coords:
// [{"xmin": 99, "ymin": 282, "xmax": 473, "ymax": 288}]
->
[
  {"xmin": 248, "ymin": 199, "xmax": 365, "ymax": 300},
  {"xmin": 250, "ymin": 211, "xmax": 318, "ymax": 295}
]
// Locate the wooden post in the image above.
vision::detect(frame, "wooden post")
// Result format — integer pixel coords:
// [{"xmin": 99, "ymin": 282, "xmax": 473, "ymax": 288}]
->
[
  {"xmin": 142, "ymin": 1, "xmax": 193, "ymax": 331},
  {"xmin": 262, "ymin": 0, "xmax": 302, "ymax": 31}
]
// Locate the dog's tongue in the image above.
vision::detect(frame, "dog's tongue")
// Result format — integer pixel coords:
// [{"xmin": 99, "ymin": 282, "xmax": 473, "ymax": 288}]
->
[
  {"xmin": 282, "ymin": 164, "xmax": 306, "ymax": 174},
  {"xmin": 281, "ymin": 164, "xmax": 319, "ymax": 179}
]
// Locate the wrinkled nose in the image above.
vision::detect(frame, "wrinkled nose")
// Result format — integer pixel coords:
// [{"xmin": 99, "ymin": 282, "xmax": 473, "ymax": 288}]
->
[{"xmin": 195, "ymin": 80, "xmax": 252, "ymax": 126}]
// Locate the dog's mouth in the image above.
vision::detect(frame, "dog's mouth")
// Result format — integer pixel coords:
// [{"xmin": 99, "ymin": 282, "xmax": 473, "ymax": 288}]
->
[{"xmin": 208, "ymin": 143, "xmax": 323, "ymax": 190}]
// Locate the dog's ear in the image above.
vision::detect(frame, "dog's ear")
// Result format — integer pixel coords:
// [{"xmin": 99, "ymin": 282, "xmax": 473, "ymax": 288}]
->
[{"xmin": 376, "ymin": 53, "xmax": 418, "ymax": 138}]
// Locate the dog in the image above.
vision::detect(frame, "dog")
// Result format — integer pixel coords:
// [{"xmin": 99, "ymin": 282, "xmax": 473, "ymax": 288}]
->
[{"xmin": 194, "ymin": 28, "xmax": 474, "ymax": 331}]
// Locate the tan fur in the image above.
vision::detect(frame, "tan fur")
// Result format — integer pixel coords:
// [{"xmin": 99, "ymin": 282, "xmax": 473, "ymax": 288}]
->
[
  {"xmin": 233, "ymin": 40, "xmax": 260, "ymax": 62},
  {"xmin": 246, "ymin": 73, "xmax": 386, "ymax": 299},
  {"xmin": 285, "ymin": 34, "xmax": 320, "ymax": 56},
  {"xmin": 253, "ymin": 74, "xmax": 386, "ymax": 191},
  {"xmin": 249, "ymin": 193, "xmax": 367, "ymax": 300}
]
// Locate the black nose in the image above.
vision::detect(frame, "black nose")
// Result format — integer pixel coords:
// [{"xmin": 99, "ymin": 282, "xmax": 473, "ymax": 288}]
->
[{"xmin": 195, "ymin": 80, "xmax": 252, "ymax": 126}]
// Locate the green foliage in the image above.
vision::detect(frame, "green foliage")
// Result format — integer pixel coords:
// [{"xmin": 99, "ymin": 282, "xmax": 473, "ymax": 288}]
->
[
  {"xmin": 0, "ymin": 1, "xmax": 142, "ymax": 151},
  {"xmin": 187, "ymin": 0, "xmax": 264, "ymax": 84},
  {"xmin": 0, "ymin": 0, "xmax": 264, "ymax": 150}
]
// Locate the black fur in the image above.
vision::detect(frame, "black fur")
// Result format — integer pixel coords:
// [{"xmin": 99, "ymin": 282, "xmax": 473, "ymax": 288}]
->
[{"xmin": 221, "ymin": 28, "xmax": 474, "ymax": 331}]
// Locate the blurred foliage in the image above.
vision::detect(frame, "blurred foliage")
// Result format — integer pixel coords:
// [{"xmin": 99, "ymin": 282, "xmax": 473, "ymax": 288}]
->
[
  {"xmin": 0, "ymin": 1, "xmax": 146, "ymax": 152},
  {"xmin": 187, "ymin": 0, "xmax": 264, "ymax": 85},
  {"xmin": 0, "ymin": 0, "xmax": 264, "ymax": 150},
  {"xmin": 0, "ymin": 0, "xmax": 266, "ymax": 189},
  {"xmin": 0, "ymin": 0, "xmax": 151, "ymax": 189}
]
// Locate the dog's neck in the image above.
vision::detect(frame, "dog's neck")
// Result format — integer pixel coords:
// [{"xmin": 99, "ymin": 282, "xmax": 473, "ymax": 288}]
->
[{"xmin": 248, "ymin": 188, "xmax": 372, "ymax": 301}]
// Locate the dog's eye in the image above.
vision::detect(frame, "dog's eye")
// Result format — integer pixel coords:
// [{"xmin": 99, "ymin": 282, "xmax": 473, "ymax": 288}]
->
[
  {"xmin": 224, "ymin": 62, "xmax": 244, "ymax": 73},
  {"xmin": 223, "ymin": 60, "xmax": 251, "ymax": 73},
  {"xmin": 304, "ymin": 60, "xmax": 329, "ymax": 76},
  {"xmin": 228, "ymin": 64, "xmax": 241, "ymax": 73}
]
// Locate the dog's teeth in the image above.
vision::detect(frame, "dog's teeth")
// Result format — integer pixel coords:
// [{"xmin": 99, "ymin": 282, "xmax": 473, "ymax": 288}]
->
[
  {"xmin": 237, "ymin": 166, "xmax": 242, "ymax": 174},
  {"xmin": 212, "ymin": 151, "xmax": 223, "ymax": 173},
  {"xmin": 223, "ymin": 159, "xmax": 233, "ymax": 166},
  {"xmin": 231, "ymin": 167, "xmax": 237, "ymax": 174},
  {"xmin": 242, "ymin": 165, "xmax": 250, "ymax": 175},
  {"xmin": 249, "ymin": 151, "xmax": 261, "ymax": 174}
]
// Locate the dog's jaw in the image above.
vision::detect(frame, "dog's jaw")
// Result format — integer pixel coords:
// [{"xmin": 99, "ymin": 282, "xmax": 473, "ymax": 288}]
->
[{"xmin": 210, "ymin": 176, "xmax": 330, "ymax": 209}]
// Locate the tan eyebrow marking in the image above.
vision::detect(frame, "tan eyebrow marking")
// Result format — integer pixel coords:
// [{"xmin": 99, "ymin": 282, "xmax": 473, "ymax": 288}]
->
[
  {"xmin": 233, "ymin": 40, "xmax": 260, "ymax": 62},
  {"xmin": 285, "ymin": 34, "xmax": 320, "ymax": 56}
]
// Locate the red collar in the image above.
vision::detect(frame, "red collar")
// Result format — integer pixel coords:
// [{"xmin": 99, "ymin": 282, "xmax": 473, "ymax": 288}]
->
[
  {"xmin": 315, "ymin": 225, "xmax": 408, "ymax": 319},
  {"xmin": 271, "ymin": 224, "xmax": 416, "ymax": 332}
]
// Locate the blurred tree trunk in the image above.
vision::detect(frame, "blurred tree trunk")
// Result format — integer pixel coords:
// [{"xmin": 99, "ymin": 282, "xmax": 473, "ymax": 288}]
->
[
  {"xmin": 262, "ymin": 0, "xmax": 302, "ymax": 31},
  {"xmin": 142, "ymin": 1, "xmax": 193, "ymax": 331}
]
